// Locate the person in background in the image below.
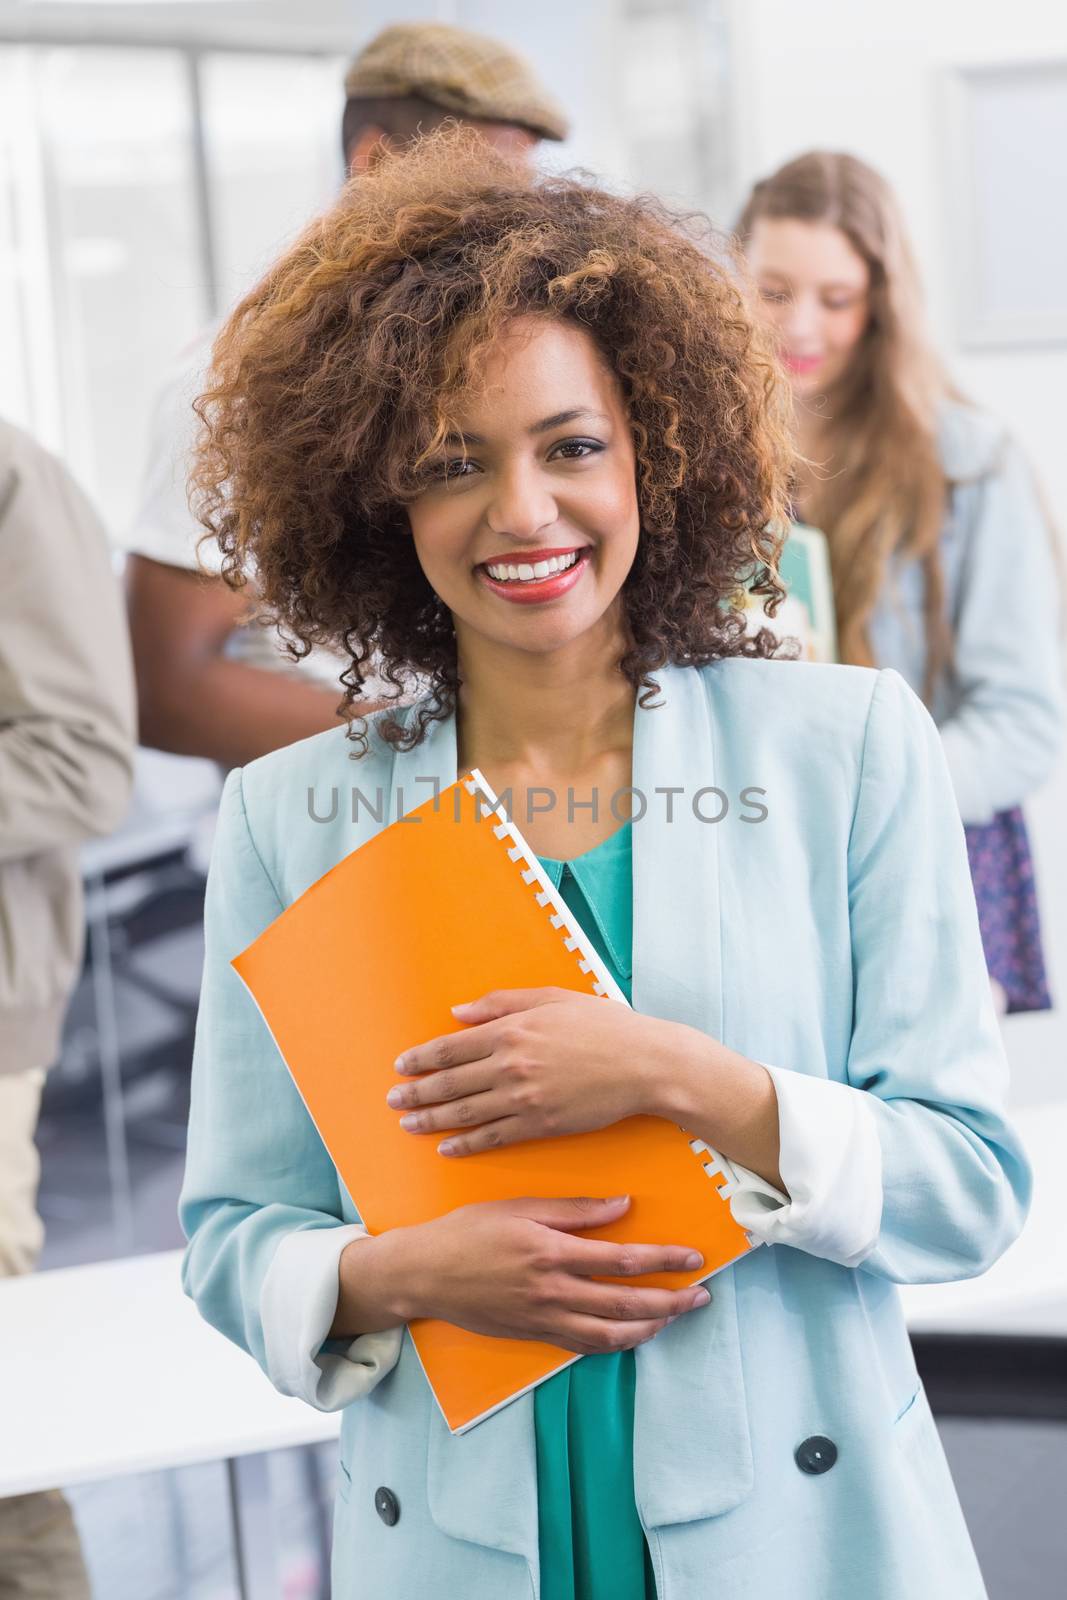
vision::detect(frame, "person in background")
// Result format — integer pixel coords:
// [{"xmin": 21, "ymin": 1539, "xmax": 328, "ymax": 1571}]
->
[
  {"xmin": 739, "ymin": 150, "xmax": 1064, "ymax": 1014},
  {"xmin": 124, "ymin": 21, "xmax": 567, "ymax": 768},
  {"xmin": 0, "ymin": 418, "xmax": 136, "ymax": 1597}
]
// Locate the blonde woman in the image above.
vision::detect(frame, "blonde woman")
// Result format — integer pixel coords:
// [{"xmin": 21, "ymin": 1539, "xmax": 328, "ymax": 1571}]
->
[{"xmin": 739, "ymin": 151, "xmax": 1063, "ymax": 1014}]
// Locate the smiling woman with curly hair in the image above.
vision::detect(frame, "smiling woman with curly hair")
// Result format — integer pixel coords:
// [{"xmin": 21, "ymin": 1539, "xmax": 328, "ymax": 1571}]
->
[
  {"xmin": 192, "ymin": 129, "xmax": 791, "ymax": 752},
  {"xmin": 182, "ymin": 131, "xmax": 1029, "ymax": 1600}
]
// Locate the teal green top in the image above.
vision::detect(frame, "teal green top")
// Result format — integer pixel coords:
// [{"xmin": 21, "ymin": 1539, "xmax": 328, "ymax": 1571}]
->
[{"xmin": 533, "ymin": 822, "xmax": 657, "ymax": 1600}]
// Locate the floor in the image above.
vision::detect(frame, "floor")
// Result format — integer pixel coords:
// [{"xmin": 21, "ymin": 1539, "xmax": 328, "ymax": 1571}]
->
[{"xmin": 26, "ymin": 850, "xmax": 1067, "ymax": 1599}]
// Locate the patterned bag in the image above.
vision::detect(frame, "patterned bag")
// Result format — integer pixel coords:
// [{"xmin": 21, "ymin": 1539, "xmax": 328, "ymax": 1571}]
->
[{"xmin": 964, "ymin": 805, "xmax": 1052, "ymax": 1013}]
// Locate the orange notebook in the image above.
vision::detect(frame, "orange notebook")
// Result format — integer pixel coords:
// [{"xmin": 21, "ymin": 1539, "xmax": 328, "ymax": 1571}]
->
[{"xmin": 233, "ymin": 770, "xmax": 755, "ymax": 1432}]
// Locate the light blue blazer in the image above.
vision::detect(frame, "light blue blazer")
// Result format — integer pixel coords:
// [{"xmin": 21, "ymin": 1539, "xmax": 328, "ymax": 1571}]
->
[
  {"xmin": 869, "ymin": 402, "xmax": 1063, "ymax": 824},
  {"xmin": 181, "ymin": 659, "xmax": 1029, "ymax": 1600}
]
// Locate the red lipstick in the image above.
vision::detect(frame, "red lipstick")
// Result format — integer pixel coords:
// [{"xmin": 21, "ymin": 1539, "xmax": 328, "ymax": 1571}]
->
[{"xmin": 476, "ymin": 547, "xmax": 591, "ymax": 606}]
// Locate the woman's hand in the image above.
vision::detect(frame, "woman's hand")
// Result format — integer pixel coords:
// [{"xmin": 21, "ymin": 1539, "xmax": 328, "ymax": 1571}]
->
[
  {"xmin": 387, "ymin": 987, "xmax": 691, "ymax": 1156},
  {"xmin": 335, "ymin": 1194, "xmax": 711, "ymax": 1354}
]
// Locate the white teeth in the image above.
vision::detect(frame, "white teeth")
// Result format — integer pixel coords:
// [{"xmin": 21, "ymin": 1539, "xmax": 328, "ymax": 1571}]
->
[{"xmin": 484, "ymin": 551, "xmax": 582, "ymax": 583}]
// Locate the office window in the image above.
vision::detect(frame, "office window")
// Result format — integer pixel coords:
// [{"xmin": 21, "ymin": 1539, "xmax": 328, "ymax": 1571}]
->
[
  {"xmin": 200, "ymin": 52, "xmax": 345, "ymax": 308},
  {"xmin": 0, "ymin": 41, "xmax": 343, "ymax": 536},
  {"xmin": 36, "ymin": 48, "xmax": 207, "ymax": 529},
  {"xmin": 0, "ymin": 49, "xmax": 57, "ymax": 444}
]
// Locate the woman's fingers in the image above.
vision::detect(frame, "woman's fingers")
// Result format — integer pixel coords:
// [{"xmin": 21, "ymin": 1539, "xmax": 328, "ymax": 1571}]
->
[
  {"xmin": 563, "ymin": 1238, "xmax": 706, "ymax": 1278},
  {"xmin": 546, "ymin": 1314, "xmax": 674, "ymax": 1356},
  {"xmin": 396, "ymin": 1088, "xmax": 510, "ymax": 1136},
  {"xmin": 387, "ymin": 1060, "xmax": 498, "ymax": 1113},
  {"xmin": 394, "ymin": 1018, "xmax": 499, "ymax": 1077},
  {"xmin": 504, "ymin": 1195, "xmax": 634, "ymax": 1231},
  {"xmin": 556, "ymin": 1278, "xmax": 710, "ymax": 1322}
]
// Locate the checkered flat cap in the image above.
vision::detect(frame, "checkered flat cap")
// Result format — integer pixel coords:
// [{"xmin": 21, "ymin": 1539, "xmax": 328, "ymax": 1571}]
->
[{"xmin": 344, "ymin": 22, "xmax": 569, "ymax": 143}]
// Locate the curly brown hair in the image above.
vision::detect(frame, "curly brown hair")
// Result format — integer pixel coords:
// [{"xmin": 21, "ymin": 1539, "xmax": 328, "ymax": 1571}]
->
[{"xmin": 193, "ymin": 128, "xmax": 795, "ymax": 754}]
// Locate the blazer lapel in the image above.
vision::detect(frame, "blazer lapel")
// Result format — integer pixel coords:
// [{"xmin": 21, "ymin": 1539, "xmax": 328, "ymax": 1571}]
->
[
  {"xmin": 631, "ymin": 660, "xmax": 723, "ymax": 1040},
  {"xmin": 631, "ymin": 662, "xmax": 755, "ymax": 1524}
]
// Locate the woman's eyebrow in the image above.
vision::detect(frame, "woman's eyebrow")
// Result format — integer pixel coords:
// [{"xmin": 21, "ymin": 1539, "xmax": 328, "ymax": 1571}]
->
[
  {"xmin": 529, "ymin": 408, "xmax": 611, "ymax": 435},
  {"xmin": 441, "ymin": 408, "xmax": 611, "ymax": 448}
]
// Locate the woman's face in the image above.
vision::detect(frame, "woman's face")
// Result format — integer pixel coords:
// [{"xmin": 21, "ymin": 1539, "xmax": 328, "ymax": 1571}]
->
[
  {"xmin": 407, "ymin": 317, "xmax": 640, "ymax": 664},
  {"xmin": 746, "ymin": 217, "xmax": 870, "ymax": 399}
]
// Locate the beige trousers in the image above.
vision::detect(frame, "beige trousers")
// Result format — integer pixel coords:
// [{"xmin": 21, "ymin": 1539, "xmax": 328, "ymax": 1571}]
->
[{"xmin": 0, "ymin": 1071, "xmax": 91, "ymax": 1599}]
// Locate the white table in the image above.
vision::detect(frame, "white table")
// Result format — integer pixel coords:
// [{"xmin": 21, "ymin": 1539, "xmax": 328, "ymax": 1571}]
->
[{"xmin": 0, "ymin": 1250, "xmax": 339, "ymax": 1599}]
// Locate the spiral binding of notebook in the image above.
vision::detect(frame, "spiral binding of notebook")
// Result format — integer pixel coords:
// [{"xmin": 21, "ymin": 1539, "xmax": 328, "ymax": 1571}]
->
[
  {"xmin": 463, "ymin": 768, "xmax": 753, "ymax": 1230},
  {"xmin": 463, "ymin": 769, "xmax": 623, "ymax": 1002}
]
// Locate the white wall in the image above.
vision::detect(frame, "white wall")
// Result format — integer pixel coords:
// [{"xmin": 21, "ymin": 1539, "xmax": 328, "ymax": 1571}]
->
[{"xmin": 728, "ymin": 0, "xmax": 1067, "ymax": 1103}]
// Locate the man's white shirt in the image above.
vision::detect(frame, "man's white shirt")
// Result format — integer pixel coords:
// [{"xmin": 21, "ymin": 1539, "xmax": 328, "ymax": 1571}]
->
[{"xmin": 123, "ymin": 329, "xmax": 376, "ymax": 692}]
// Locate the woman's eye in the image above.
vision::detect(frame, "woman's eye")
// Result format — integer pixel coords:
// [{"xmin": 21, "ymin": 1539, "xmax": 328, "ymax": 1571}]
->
[
  {"xmin": 550, "ymin": 438, "xmax": 603, "ymax": 461},
  {"xmin": 428, "ymin": 458, "xmax": 477, "ymax": 483},
  {"xmin": 758, "ymin": 287, "xmax": 790, "ymax": 305},
  {"xmin": 823, "ymin": 296, "xmax": 862, "ymax": 312}
]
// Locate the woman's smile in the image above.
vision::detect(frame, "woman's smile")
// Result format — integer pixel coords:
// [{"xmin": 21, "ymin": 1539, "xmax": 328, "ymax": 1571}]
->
[
  {"xmin": 475, "ymin": 545, "xmax": 592, "ymax": 605},
  {"xmin": 782, "ymin": 352, "xmax": 824, "ymax": 378}
]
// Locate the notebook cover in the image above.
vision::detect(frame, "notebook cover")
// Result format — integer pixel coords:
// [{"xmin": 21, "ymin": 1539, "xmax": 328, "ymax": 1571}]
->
[{"xmin": 233, "ymin": 770, "xmax": 754, "ymax": 1432}]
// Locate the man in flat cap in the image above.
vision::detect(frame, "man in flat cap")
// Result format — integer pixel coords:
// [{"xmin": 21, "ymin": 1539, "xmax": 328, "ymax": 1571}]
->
[{"xmin": 124, "ymin": 23, "xmax": 567, "ymax": 768}]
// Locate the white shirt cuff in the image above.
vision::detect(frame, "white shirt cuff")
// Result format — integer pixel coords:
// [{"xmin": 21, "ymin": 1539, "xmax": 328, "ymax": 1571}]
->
[
  {"xmin": 725, "ymin": 1066, "xmax": 883, "ymax": 1268},
  {"xmin": 260, "ymin": 1225, "xmax": 403, "ymax": 1410}
]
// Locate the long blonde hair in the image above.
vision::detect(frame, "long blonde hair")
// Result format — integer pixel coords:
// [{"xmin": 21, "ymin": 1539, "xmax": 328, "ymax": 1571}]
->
[{"xmin": 738, "ymin": 151, "xmax": 953, "ymax": 695}]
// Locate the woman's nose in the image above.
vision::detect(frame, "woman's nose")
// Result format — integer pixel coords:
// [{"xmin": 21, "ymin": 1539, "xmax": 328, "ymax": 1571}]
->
[
  {"xmin": 780, "ymin": 293, "xmax": 819, "ymax": 343},
  {"xmin": 485, "ymin": 461, "xmax": 558, "ymax": 541}
]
